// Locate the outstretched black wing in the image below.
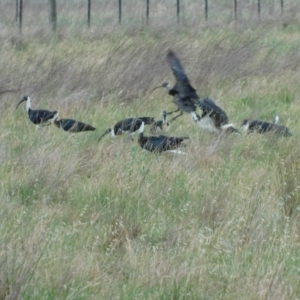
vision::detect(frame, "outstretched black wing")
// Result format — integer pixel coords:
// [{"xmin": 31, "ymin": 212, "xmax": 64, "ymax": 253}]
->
[{"xmin": 167, "ymin": 50, "xmax": 199, "ymax": 100}]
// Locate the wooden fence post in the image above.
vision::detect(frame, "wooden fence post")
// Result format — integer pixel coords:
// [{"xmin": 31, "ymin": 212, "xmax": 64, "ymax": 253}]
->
[
  {"xmin": 257, "ymin": 0, "xmax": 261, "ymax": 20},
  {"xmin": 16, "ymin": 0, "xmax": 19, "ymax": 22},
  {"xmin": 88, "ymin": 0, "xmax": 91, "ymax": 28},
  {"xmin": 48, "ymin": 0, "xmax": 57, "ymax": 31},
  {"xmin": 234, "ymin": 0, "xmax": 237, "ymax": 20},
  {"xmin": 119, "ymin": 0, "xmax": 122, "ymax": 24},
  {"xmin": 205, "ymin": 0, "xmax": 208, "ymax": 21},
  {"xmin": 177, "ymin": 0, "xmax": 180, "ymax": 24},
  {"xmin": 146, "ymin": 0, "xmax": 149, "ymax": 25},
  {"xmin": 19, "ymin": 0, "xmax": 22, "ymax": 33},
  {"xmin": 281, "ymin": 0, "xmax": 284, "ymax": 13}
]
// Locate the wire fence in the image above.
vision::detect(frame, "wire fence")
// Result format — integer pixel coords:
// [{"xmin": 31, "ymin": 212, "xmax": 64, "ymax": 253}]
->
[{"xmin": 7, "ymin": 0, "xmax": 300, "ymax": 34}]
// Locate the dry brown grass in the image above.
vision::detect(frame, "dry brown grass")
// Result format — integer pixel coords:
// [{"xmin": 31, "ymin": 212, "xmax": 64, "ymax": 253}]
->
[{"xmin": 1, "ymin": 4, "xmax": 300, "ymax": 299}]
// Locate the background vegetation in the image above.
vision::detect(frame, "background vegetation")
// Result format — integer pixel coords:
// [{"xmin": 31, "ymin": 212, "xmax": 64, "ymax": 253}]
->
[{"xmin": 1, "ymin": 1, "xmax": 300, "ymax": 299}]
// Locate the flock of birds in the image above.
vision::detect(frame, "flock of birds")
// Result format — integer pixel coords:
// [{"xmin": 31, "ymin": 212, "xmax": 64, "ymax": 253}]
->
[{"xmin": 16, "ymin": 50, "xmax": 292, "ymax": 154}]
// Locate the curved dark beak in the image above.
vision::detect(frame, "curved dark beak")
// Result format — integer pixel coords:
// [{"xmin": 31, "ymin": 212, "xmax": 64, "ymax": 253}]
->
[
  {"xmin": 16, "ymin": 98, "xmax": 26, "ymax": 110},
  {"xmin": 98, "ymin": 129, "xmax": 110, "ymax": 142},
  {"xmin": 151, "ymin": 85, "xmax": 164, "ymax": 93}
]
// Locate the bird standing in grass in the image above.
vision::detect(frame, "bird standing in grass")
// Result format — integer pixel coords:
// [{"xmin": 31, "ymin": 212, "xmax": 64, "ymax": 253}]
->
[
  {"xmin": 138, "ymin": 121, "xmax": 189, "ymax": 153},
  {"xmin": 192, "ymin": 97, "xmax": 240, "ymax": 134},
  {"xmin": 150, "ymin": 110, "xmax": 170, "ymax": 134},
  {"xmin": 54, "ymin": 118, "xmax": 96, "ymax": 133},
  {"xmin": 98, "ymin": 117, "xmax": 154, "ymax": 141},
  {"xmin": 16, "ymin": 95, "xmax": 58, "ymax": 129},
  {"xmin": 241, "ymin": 117, "xmax": 291, "ymax": 136}
]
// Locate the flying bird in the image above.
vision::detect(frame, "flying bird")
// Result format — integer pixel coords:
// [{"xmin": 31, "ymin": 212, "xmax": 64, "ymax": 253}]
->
[
  {"xmin": 153, "ymin": 51, "xmax": 239, "ymax": 134},
  {"xmin": 152, "ymin": 50, "xmax": 199, "ymax": 121},
  {"xmin": 16, "ymin": 95, "xmax": 58, "ymax": 129},
  {"xmin": 98, "ymin": 117, "xmax": 154, "ymax": 141}
]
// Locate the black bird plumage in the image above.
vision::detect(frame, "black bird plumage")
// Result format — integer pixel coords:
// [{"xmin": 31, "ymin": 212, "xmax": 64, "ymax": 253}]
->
[
  {"xmin": 166, "ymin": 51, "xmax": 199, "ymax": 102},
  {"xmin": 195, "ymin": 97, "xmax": 228, "ymax": 128},
  {"xmin": 54, "ymin": 118, "xmax": 96, "ymax": 132},
  {"xmin": 16, "ymin": 96, "xmax": 58, "ymax": 128},
  {"xmin": 138, "ymin": 122, "xmax": 188, "ymax": 153},
  {"xmin": 98, "ymin": 117, "xmax": 154, "ymax": 141},
  {"xmin": 153, "ymin": 51, "xmax": 239, "ymax": 134},
  {"xmin": 152, "ymin": 50, "xmax": 199, "ymax": 121},
  {"xmin": 241, "ymin": 118, "xmax": 292, "ymax": 136},
  {"xmin": 167, "ymin": 51, "xmax": 239, "ymax": 133}
]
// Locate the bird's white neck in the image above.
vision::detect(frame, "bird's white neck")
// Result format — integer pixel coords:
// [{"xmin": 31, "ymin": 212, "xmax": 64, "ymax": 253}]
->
[
  {"xmin": 221, "ymin": 123, "xmax": 234, "ymax": 130},
  {"xmin": 26, "ymin": 97, "xmax": 31, "ymax": 112},
  {"xmin": 139, "ymin": 121, "xmax": 145, "ymax": 134},
  {"xmin": 241, "ymin": 121, "xmax": 250, "ymax": 132},
  {"xmin": 110, "ymin": 128, "xmax": 115, "ymax": 137},
  {"xmin": 166, "ymin": 83, "xmax": 171, "ymax": 91}
]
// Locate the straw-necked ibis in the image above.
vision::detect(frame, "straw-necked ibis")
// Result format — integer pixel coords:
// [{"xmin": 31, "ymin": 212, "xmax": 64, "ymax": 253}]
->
[
  {"xmin": 54, "ymin": 118, "xmax": 96, "ymax": 132},
  {"xmin": 191, "ymin": 97, "xmax": 240, "ymax": 134},
  {"xmin": 152, "ymin": 50, "xmax": 199, "ymax": 122},
  {"xmin": 138, "ymin": 121, "xmax": 189, "ymax": 153},
  {"xmin": 98, "ymin": 117, "xmax": 154, "ymax": 141},
  {"xmin": 16, "ymin": 96, "xmax": 58, "ymax": 128},
  {"xmin": 241, "ymin": 116, "xmax": 291, "ymax": 136}
]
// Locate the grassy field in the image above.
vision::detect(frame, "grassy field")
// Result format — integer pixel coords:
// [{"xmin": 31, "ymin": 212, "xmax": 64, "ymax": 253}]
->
[{"xmin": 1, "ymin": 5, "xmax": 300, "ymax": 299}]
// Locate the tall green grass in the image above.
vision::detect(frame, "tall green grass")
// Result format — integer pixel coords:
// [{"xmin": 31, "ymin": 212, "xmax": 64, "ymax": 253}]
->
[{"xmin": 1, "ymin": 16, "xmax": 300, "ymax": 299}]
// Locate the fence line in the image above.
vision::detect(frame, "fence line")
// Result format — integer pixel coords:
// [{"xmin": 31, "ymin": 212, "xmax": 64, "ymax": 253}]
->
[
  {"xmin": 87, "ymin": 0, "xmax": 91, "ymax": 28},
  {"xmin": 14, "ymin": 0, "xmax": 289, "ymax": 34},
  {"xmin": 16, "ymin": 0, "xmax": 19, "ymax": 23},
  {"xmin": 234, "ymin": 0, "xmax": 237, "ymax": 20},
  {"xmin": 49, "ymin": 0, "xmax": 57, "ymax": 32},
  {"xmin": 177, "ymin": 0, "xmax": 180, "ymax": 24},
  {"xmin": 205, "ymin": 0, "xmax": 208, "ymax": 21},
  {"xmin": 146, "ymin": 0, "xmax": 149, "ymax": 25},
  {"xmin": 119, "ymin": 0, "xmax": 122, "ymax": 24},
  {"xmin": 18, "ymin": 0, "xmax": 22, "ymax": 34}
]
